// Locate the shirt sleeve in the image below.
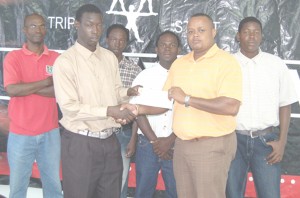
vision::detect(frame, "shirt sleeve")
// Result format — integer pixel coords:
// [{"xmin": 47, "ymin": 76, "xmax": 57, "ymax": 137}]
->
[
  {"xmin": 3, "ymin": 51, "xmax": 20, "ymax": 88},
  {"xmin": 278, "ymin": 60, "xmax": 298, "ymax": 106},
  {"xmin": 217, "ymin": 56, "xmax": 243, "ymax": 101},
  {"xmin": 53, "ymin": 55, "xmax": 108, "ymax": 121}
]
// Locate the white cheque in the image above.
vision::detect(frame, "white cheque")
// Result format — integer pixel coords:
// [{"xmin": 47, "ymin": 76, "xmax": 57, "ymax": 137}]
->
[{"xmin": 130, "ymin": 87, "xmax": 173, "ymax": 109}]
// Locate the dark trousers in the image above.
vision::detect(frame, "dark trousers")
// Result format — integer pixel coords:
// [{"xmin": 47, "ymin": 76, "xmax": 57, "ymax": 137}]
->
[{"xmin": 61, "ymin": 129, "xmax": 123, "ymax": 198}]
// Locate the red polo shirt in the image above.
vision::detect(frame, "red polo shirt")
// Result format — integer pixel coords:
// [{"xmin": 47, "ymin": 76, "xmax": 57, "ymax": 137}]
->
[{"xmin": 4, "ymin": 44, "xmax": 59, "ymax": 135}]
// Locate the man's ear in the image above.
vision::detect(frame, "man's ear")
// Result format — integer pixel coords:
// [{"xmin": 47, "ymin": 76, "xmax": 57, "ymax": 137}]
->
[
  {"xmin": 212, "ymin": 28, "xmax": 217, "ymax": 38},
  {"xmin": 236, "ymin": 33, "xmax": 240, "ymax": 42},
  {"xmin": 74, "ymin": 20, "xmax": 80, "ymax": 30},
  {"xmin": 177, "ymin": 47, "xmax": 181, "ymax": 55}
]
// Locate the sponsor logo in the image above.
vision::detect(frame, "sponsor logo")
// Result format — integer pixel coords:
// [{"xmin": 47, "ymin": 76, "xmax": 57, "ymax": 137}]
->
[
  {"xmin": 106, "ymin": 0, "xmax": 158, "ymax": 43},
  {"xmin": 45, "ymin": 65, "xmax": 53, "ymax": 76}
]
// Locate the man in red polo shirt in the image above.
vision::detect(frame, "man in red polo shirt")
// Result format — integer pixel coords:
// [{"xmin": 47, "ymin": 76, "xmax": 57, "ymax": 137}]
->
[{"xmin": 3, "ymin": 13, "xmax": 63, "ymax": 198}]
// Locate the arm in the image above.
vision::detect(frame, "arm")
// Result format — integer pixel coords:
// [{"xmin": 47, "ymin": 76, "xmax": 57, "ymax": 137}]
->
[
  {"xmin": 35, "ymin": 85, "xmax": 55, "ymax": 97},
  {"xmin": 152, "ymin": 133, "xmax": 176, "ymax": 160},
  {"xmin": 136, "ymin": 114, "xmax": 176, "ymax": 160},
  {"xmin": 266, "ymin": 104, "xmax": 291, "ymax": 164},
  {"xmin": 107, "ymin": 105, "xmax": 137, "ymax": 124},
  {"xmin": 126, "ymin": 121, "xmax": 138, "ymax": 158},
  {"xmin": 138, "ymin": 105, "xmax": 168, "ymax": 115},
  {"xmin": 169, "ymin": 87, "xmax": 240, "ymax": 116},
  {"xmin": 5, "ymin": 76, "xmax": 53, "ymax": 97},
  {"xmin": 136, "ymin": 115, "xmax": 157, "ymax": 141}
]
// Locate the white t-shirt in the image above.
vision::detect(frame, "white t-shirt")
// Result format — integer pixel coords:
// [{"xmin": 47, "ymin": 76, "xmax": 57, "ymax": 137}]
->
[{"xmin": 131, "ymin": 63, "xmax": 173, "ymax": 137}]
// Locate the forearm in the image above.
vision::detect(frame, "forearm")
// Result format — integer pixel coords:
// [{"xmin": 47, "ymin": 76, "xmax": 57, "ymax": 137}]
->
[
  {"xmin": 188, "ymin": 96, "xmax": 240, "ymax": 116},
  {"xmin": 5, "ymin": 80, "xmax": 49, "ymax": 97},
  {"xmin": 130, "ymin": 122, "xmax": 138, "ymax": 143},
  {"xmin": 278, "ymin": 105, "xmax": 291, "ymax": 144},
  {"xmin": 136, "ymin": 115, "xmax": 157, "ymax": 141},
  {"xmin": 167, "ymin": 133, "xmax": 177, "ymax": 144},
  {"xmin": 138, "ymin": 105, "xmax": 168, "ymax": 116},
  {"xmin": 36, "ymin": 86, "xmax": 55, "ymax": 97}
]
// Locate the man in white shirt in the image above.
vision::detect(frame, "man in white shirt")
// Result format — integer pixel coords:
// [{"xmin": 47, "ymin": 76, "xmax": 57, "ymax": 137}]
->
[
  {"xmin": 130, "ymin": 30, "xmax": 180, "ymax": 198},
  {"xmin": 226, "ymin": 16, "xmax": 297, "ymax": 198}
]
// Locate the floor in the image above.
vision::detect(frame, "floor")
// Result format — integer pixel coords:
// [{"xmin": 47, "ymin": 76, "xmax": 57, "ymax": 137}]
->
[{"xmin": 0, "ymin": 185, "xmax": 42, "ymax": 198}]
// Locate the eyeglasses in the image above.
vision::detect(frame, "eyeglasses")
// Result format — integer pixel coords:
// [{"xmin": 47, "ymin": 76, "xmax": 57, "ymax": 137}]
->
[{"xmin": 25, "ymin": 24, "xmax": 46, "ymax": 30}]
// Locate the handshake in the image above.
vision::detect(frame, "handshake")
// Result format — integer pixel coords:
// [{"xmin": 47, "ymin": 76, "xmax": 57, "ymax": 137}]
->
[{"xmin": 107, "ymin": 103, "xmax": 139, "ymax": 125}]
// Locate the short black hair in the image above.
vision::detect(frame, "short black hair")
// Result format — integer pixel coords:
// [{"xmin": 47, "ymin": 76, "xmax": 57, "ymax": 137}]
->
[
  {"xmin": 190, "ymin": 13, "xmax": 214, "ymax": 28},
  {"xmin": 75, "ymin": 4, "xmax": 102, "ymax": 22},
  {"xmin": 155, "ymin": 30, "xmax": 181, "ymax": 47},
  {"xmin": 106, "ymin": 24, "xmax": 130, "ymax": 41},
  {"xmin": 24, "ymin": 13, "xmax": 44, "ymax": 27},
  {"xmin": 238, "ymin": 16, "xmax": 262, "ymax": 32}
]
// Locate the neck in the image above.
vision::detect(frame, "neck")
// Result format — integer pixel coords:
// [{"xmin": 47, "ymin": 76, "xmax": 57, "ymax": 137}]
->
[
  {"xmin": 117, "ymin": 54, "xmax": 123, "ymax": 63},
  {"xmin": 26, "ymin": 42, "xmax": 44, "ymax": 55},
  {"xmin": 193, "ymin": 43, "xmax": 214, "ymax": 60},
  {"xmin": 159, "ymin": 60, "xmax": 172, "ymax": 70},
  {"xmin": 77, "ymin": 40, "xmax": 96, "ymax": 52},
  {"xmin": 241, "ymin": 49, "xmax": 259, "ymax": 59}
]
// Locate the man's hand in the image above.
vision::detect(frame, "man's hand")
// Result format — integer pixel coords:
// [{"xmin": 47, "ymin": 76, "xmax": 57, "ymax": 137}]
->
[
  {"xmin": 266, "ymin": 140, "xmax": 286, "ymax": 165},
  {"xmin": 44, "ymin": 76, "xmax": 53, "ymax": 87},
  {"xmin": 127, "ymin": 85, "xmax": 142, "ymax": 96},
  {"xmin": 152, "ymin": 134, "xmax": 176, "ymax": 160},
  {"xmin": 107, "ymin": 105, "xmax": 137, "ymax": 125},
  {"xmin": 120, "ymin": 103, "xmax": 139, "ymax": 115},
  {"xmin": 168, "ymin": 87, "xmax": 185, "ymax": 103},
  {"xmin": 126, "ymin": 138, "xmax": 136, "ymax": 158}
]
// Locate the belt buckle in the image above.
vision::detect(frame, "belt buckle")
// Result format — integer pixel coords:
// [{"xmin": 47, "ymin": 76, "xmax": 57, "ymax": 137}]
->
[{"xmin": 250, "ymin": 130, "xmax": 258, "ymax": 138}]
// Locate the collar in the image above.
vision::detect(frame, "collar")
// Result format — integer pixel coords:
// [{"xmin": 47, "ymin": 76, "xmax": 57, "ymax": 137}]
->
[
  {"xmin": 156, "ymin": 62, "xmax": 169, "ymax": 72},
  {"xmin": 236, "ymin": 48, "xmax": 263, "ymax": 65},
  {"xmin": 186, "ymin": 44, "xmax": 219, "ymax": 62},
  {"xmin": 74, "ymin": 41, "xmax": 101, "ymax": 60},
  {"xmin": 119, "ymin": 56, "xmax": 127, "ymax": 64},
  {"xmin": 22, "ymin": 44, "xmax": 49, "ymax": 56}
]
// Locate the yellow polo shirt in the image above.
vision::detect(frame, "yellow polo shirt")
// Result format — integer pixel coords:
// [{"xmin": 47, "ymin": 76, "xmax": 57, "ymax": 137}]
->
[{"xmin": 163, "ymin": 44, "xmax": 242, "ymax": 140}]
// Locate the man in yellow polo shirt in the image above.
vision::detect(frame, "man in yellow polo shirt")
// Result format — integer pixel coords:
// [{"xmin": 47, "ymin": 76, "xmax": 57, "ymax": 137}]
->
[
  {"xmin": 123, "ymin": 13, "xmax": 242, "ymax": 198},
  {"xmin": 164, "ymin": 13, "xmax": 242, "ymax": 198}
]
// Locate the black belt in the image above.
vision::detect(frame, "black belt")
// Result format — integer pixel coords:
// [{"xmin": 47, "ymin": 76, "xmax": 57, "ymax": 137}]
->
[{"xmin": 236, "ymin": 126, "xmax": 274, "ymax": 138}]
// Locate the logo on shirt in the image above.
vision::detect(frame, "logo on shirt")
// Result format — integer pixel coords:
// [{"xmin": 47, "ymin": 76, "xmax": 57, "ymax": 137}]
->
[
  {"xmin": 45, "ymin": 65, "xmax": 53, "ymax": 76},
  {"xmin": 106, "ymin": 0, "xmax": 158, "ymax": 43}
]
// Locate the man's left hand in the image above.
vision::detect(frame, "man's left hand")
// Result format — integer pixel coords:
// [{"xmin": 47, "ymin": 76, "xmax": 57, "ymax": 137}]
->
[
  {"xmin": 127, "ymin": 85, "xmax": 141, "ymax": 96},
  {"xmin": 266, "ymin": 140, "xmax": 286, "ymax": 165},
  {"xmin": 152, "ymin": 137, "xmax": 173, "ymax": 158}
]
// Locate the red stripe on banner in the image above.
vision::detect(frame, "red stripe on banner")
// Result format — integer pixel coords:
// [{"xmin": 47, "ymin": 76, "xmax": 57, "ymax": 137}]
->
[{"xmin": 1, "ymin": 152, "xmax": 299, "ymax": 197}]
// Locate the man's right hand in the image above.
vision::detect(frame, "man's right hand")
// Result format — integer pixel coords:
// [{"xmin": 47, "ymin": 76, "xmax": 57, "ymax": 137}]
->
[{"xmin": 107, "ymin": 104, "xmax": 137, "ymax": 125}]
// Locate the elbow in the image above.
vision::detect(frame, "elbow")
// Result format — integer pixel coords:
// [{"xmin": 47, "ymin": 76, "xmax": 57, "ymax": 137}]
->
[
  {"xmin": 223, "ymin": 101, "xmax": 240, "ymax": 116},
  {"xmin": 229, "ymin": 103, "xmax": 241, "ymax": 116},
  {"xmin": 5, "ymin": 86, "xmax": 17, "ymax": 97}
]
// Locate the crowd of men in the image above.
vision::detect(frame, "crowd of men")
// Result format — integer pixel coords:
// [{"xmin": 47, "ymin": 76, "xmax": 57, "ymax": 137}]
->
[{"xmin": 2, "ymin": 3, "xmax": 297, "ymax": 198}]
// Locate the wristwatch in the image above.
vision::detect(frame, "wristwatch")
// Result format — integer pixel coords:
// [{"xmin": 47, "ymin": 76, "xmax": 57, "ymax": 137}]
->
[{"xmin": 184, "ymin": 95, "xmax": 191, "ymax": 107}]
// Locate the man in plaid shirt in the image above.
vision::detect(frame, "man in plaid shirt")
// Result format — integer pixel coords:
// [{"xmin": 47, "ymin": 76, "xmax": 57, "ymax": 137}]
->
[{"xmin": 106, "ymin": 24, "xmax": 142, "ymax": 198}]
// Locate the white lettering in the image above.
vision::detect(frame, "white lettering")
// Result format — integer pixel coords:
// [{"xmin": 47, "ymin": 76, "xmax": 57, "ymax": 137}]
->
[{"xmin": 47, "ymin": 16, "xmax": 75, "ymax": 30}]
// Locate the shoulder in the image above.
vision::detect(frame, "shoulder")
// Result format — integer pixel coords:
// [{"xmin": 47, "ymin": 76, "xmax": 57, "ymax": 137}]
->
[
  {"xmin": 53, "ymin": 47, "xmax": 76, "ymax": 71},
  {"xmin": 260, "ymin": 51, "xmax": 284, "ymax": 62},
  {"xmin": 49, "ymin": 50, "xmax": 59, "ymax": 56},
  {"xmin": 5, "ymin": 49, "xmax": 22, "ymax": 59},
  {"xmin": 99, "ymin": 46, "xmax": 116, "ymax": 58}
]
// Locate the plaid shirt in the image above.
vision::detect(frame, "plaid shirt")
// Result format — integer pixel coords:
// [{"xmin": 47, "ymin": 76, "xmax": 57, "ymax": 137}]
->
[{"xmin": 119, "ymin": 56, "xmax": 142, "ymax": 88}]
